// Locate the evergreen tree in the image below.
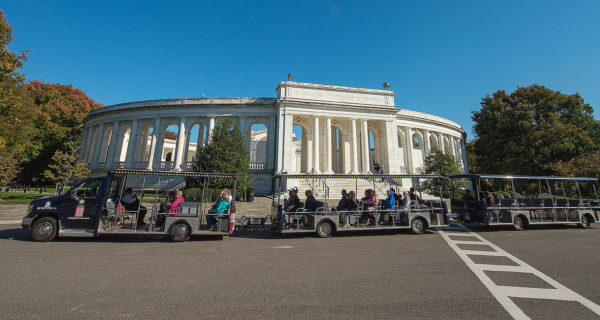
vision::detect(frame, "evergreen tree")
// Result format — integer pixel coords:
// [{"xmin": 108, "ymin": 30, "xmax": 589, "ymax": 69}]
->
[
  {"xmin": 420, "ymin": 148, "xmax": 463, "ymax": 197},
  {"xmin": 193, "ymin": 119, "xmax": 251, "ymax": 197}
]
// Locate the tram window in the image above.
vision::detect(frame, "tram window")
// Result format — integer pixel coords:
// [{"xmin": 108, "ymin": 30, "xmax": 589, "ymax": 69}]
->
[{"xmin": 73, "ymin": 179, "xmax": 103, "ymax": 199}]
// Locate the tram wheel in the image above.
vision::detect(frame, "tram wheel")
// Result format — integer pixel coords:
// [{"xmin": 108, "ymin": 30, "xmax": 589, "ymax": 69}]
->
[
  {"xmin": 31, "ymin": 217, "xmax": 58, "ymax": 242},
  {"xmin": 513, "ymin": 216, "xmax": 525, "ymax": 231},
  {"xmin": 411, "ymin": 218, "xmax": 425, "ymax": 234},
  {"xmin": 316, "ymin": 221, "xmax": 334, "ymax": 238},
  {"xmin": 580, "ymin": 215, "xmax": 591, "ymax": 229},
  {"xmin": 169, "ymin": 222, "xmax": 191, "ymax": 242}
]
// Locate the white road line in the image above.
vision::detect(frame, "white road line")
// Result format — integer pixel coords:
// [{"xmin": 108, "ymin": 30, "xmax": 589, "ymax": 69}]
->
[{"xmin": 438, "ymin": 224, "xmax": 600, "ymax": 320}]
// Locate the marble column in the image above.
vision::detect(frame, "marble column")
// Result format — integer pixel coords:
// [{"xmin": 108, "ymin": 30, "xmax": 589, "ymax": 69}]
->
[
  {"xmin": 383, "ymin": 121, "xmax": 397, "ymax": 174},
  {"xmin": 360, "ymin": 120, "xmax": 370, "ymax": 173},
  {"xmin": 404, "ymin": 127, "xmax": 414, "ymax": 174},
  {"xmin": 267, "ymin": 116, "xmax": 276, "ymax": 170},
  {"xmin": 283, "ymin": 115, "xmax": 294, "ymax": 172},
  {"xmin": 423, "ymin": 129, "xmax": 430, "ymax": 156},
  {"xmin": 238, "ymin": 117, "xmax": 247, "ymax": 150},
  {"xmin": 460, "ymin": 139, "xmax": 469, "ymax": 173},
  {"xmin": 350, "ymin": 119, "xmax": 359, "ymax": 174},
  {"xmin": 91, "ymin": 123, "xmax": 106, "ymax": 168},
  {"xmin": 276, "ymin": 112, "xmax": 285, "ymax": 172},
  {"xmin": 124, "ymin": 119, "xmax": 139, "ymax": 168},
  {"xmin": 83, "ymin": 126, "xmax": 94, "ymax": 163},
  {"xmin": 325, "ymin": 118, "xmax": 333, "ymax": 173},
  {"xmin": 312, "ymin": 117, "xmax": 320, "ymax": 173},
  {"xmin": 173, "ymin": 117, "xmax": 187, "ymax": 171},
  {"xmin": 435, "ymin": 132, "xmax": 444, "ymax": 153},
  {"xmin": 208, "ymin": 117, "xmax": 215, "ymax": 141},
  {"xmin": 105, "ymin": 122, "xmax": 120, "ymax": 169},
  {"xmin": 147, "ymin": 119, "xmax": 161, "ymax": 170}
]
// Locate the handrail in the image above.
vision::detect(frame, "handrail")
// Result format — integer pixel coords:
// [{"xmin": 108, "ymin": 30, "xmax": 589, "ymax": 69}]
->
[{"xmin": 310, "ymin": 169, "xmax": 330, "ymax": 199}]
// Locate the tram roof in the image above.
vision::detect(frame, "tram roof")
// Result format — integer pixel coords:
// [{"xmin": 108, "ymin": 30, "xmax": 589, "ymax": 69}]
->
[
  {"xmin": 449, "ymin": 174, "xmax": 598, "ymax": 181},
  {"xmin": 273, "ymin": 173, "xmax": 443, "ymax": 179},
  {"xmin": 108, "ymin": 170, "xmax": 237, "ymax": 179}
]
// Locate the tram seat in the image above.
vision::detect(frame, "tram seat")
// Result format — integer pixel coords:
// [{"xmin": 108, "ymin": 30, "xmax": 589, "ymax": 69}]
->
[
  {"xmin": 555, "ymin": 199, "xmax": 568, "ymax": 208},
  {"xmin": 542, "ymin": 198, "xmax": 554, "ymax": 208},
  {"xmin": 590, "ymin": 201, "xmax": 599, "ymax": 208},
  {"xmin": 568, "ymin": 200, "xmax": 581, "ymax": 208},
  {"xmin": 176, "ymin": 202, "xmax": 200, "ymax": 217},
  {"xmin": 524, "ymin": 199, "xmax": 542, "ymax": 208},
  {"xmin": 500, "ymin": 199, "xmax": 515, "ymax": 208}
]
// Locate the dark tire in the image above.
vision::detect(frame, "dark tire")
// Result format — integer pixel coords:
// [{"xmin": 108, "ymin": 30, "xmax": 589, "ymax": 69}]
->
[
  {"xmin": 513, "ymin": 215, "xmax": 525, "ymax": 231},
  {"xmin": 169, "ymin": 222, "xmax": 190, "ymax": 242},
  {"xmin": 31, "ymin": 217, "xmax": 58, "ymax": 242},
  {"xmin": 316, "ymin": 221, "xmax": 334, "ymax": 238},
  {"xmin": 580, "ymin": 215, "xmax": 591, "ymax": 229},
  {"xmin": 411, "ymin": 218, "xmax": 426, "ymax": 234}
]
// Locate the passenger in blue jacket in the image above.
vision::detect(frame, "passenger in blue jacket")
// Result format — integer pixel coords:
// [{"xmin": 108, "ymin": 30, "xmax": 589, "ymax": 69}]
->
[
  {"xmin": 378, "ymin": 188, "xmax": 396, "ymax": 225},
  {"xmin": 207, "ymin": 191, "xmax": 231, "ymax": 231}
]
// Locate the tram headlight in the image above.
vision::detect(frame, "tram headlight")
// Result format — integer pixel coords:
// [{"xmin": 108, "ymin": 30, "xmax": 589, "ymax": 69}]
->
[{"xmin": 26, "ymin": 204, "xmax": 34, "ymax": 216}]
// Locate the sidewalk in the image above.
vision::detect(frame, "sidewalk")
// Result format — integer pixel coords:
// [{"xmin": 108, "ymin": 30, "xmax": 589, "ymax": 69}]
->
[{"xmin": 0, "ymin": 205, "xmax": 27, "ymax": 224}]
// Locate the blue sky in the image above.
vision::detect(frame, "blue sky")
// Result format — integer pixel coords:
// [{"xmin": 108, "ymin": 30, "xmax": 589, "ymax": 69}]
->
[{"xmin": 4, "ymin": 0, "xmax": 600, "ymax": 140}]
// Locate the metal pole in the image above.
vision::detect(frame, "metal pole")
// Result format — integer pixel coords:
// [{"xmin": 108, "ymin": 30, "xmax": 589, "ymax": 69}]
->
[{"xmin": 593, "ymin": 183, "xmax": 599, "ymax": 202}]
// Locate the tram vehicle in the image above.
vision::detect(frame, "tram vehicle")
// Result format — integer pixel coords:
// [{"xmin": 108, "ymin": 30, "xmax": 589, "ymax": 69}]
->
[
  {"xmin": 239, "ymin": 174, "xmax": 449, "ymax": 237},
  {"xmin": 21, "ymin": 170, "xmax": 237, "ymax": 242},
  {"xmin": 448, "ymin": 174, "xmax": 599, "ymax": 230}
]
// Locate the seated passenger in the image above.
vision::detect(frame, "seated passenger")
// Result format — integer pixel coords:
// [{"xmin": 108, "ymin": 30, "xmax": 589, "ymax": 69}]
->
[
  {"xmin": 222, "ymin": 188, "xmax": 233, "ymax": 203},
  {"xmin": 206, "ymin": 191, "xmax": 231, "ymax": 231},
  {"xmin": 335, "ymin": 189, "xmax": 348, "ymax": 211},
  {"xmin": 282, "ymin": 188, "xmax": 301, "ymax": 227},
  {"xmin": 360, "ymin": 189, "xmax": 379, "ymax": 226},
  {"xmin": 154, "ymin": 190, "xmax": 182, "ymax": 231},
  {"xmin": 409, "ymin": 187, "xmax": 422, "ymax": 204},
  {"xmin": 485, "ymin": 192, "xmax": 496, "ymax": 207},
  {"xmin": 339, "ymin": 191, "xmax": 358, "ymax": 228},
  {"xmin": 379, "ymin": 188, "xmax": 396, "ymax": 225},
  {"xmin": 395, "ymin": 191, "xmax": 410, "ymax": 223},
  {"xmin": 166, "ymin": 189, "xmax": 185, "ymax": 214},
  {"xmin": 304, "ymin": 190, "xmax": 320, "ymax": 212},
  {"xmin": 121, "ymin": 187, "xmax": 148, "ymax": 229}
]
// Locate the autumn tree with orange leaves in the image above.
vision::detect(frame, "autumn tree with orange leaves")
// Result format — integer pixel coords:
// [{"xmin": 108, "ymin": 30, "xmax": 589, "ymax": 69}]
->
[{"xmin": 0, "ymin": 11, "xmax": 102, "ymax": 185}]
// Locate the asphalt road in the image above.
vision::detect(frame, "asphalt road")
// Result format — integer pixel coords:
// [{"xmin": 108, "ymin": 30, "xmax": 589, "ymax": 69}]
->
[{"xmin": 0, "ymin": 224, "xmax": 598, "ymax": 319}]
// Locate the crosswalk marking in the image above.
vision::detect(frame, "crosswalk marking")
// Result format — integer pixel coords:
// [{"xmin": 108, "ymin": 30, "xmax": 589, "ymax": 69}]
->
[{"xmin": 438, "ymin": 224, "xmax": 600, "ymax": 320}]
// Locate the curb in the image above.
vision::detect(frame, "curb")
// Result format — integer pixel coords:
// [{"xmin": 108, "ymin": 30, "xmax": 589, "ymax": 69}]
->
[{"xmin": 0, "ymin": 220, "xmax": 21, "ymax": 225}]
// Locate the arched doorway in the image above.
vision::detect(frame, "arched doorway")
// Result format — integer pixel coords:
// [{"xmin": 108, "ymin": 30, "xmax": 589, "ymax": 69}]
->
[
  {"xmin": 249, "ymin": 123, "xmax": 268, "ymax": 170},
  {"xmin": 292, "ymin": 124, "xmax": 307, "ymax": 173}
]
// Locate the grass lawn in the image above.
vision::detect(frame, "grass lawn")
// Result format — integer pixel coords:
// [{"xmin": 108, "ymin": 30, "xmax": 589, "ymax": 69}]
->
[{"xmin": 0, "ymin": 192, "xmax": 53, "ymax": 204}]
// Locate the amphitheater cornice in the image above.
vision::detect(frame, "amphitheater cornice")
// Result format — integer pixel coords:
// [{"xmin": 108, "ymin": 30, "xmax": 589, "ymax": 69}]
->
[
  {"xmin": 276, "ymin": 98, "xmax": 398, "ymax": 112},
  {"xmin": 396, "ymin": 109, "xmax": 464, "ymax": 133},
  {"xmin": 276, "ymin": 81, "xmax": 395, "ymax": 96},
  {"xmin": 85, "ymin": 97, "xmax": 277, "ymax": 120}
]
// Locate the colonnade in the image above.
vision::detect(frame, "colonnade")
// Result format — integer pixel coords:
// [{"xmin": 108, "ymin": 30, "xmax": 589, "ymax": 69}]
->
[{"xmin": 81, "ymin": 115, "xmax": 277, "ymax": 172}]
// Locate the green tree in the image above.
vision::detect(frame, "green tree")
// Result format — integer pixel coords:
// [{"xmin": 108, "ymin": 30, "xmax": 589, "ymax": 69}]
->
[
  {"xmin": 0, "ymin": 11, "xmax": 35, "ymax": 183},
  {"xmin": 552, "ymin": 154, "xmax": 600, "ymax": 179},
  {"xmin": 471, "ymin": 85, "xmax": 599, "ymax": 175},
  {"xmin": 20, "ymin": 81, "xmax": 103, "ymax": 183},
  {"xmin": 420, "ymin": 148, "xmax": 463, "ymax": 197},
  {"xmin": 193, "ymin": 119, "xmax": 251, "ymax": 197},
  {"xmin": 43, "ymin": 143, "xmax": 91, "ymax": 193}
]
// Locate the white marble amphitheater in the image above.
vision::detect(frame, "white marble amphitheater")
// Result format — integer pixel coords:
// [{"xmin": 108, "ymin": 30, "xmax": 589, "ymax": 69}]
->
[{"xmin": 80, "ymin": 81, "xmax": 468, "ymax": 195}]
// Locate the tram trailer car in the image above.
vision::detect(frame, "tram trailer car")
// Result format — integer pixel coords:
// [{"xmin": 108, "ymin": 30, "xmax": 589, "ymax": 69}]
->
[
  {"xmin": 21, "ymin": 170, "xmax": 237, "ymax": 242},
  {"xmin": 238, "ymin": 174, "xmax": 450, "ymax": 237},
  {"xmin": 448, "ymin": 174, "xmax": 599, "ymax": 230}
]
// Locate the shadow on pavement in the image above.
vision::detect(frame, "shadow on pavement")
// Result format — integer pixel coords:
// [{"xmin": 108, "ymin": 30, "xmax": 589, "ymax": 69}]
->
[
  {"xmin": 0, "ymin": 227, "xmax": 225, "ymax": 243},
  {"xmin": 0, "ymin": 227, "xmax": 30, "ymax": 241}
]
